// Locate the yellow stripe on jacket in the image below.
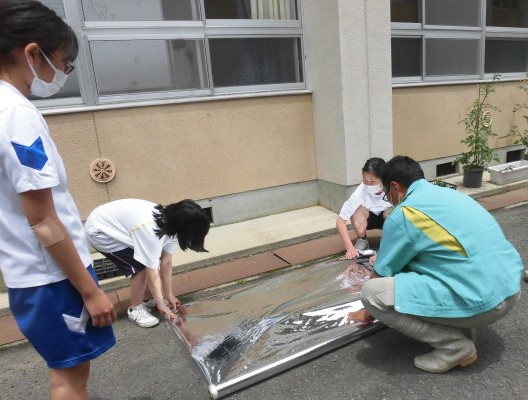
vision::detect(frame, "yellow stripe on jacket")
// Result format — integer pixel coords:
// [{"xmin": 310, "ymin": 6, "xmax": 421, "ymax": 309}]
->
[{"xmin": 401, "ymin": 206, "xmax": 467, "ymax": 256}]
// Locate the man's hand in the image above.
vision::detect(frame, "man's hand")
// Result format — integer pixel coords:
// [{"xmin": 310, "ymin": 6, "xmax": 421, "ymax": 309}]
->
[
  {"xmin": 83, "ymin": 288, "xmax": 117, "ymax": 327},
  {"xmin": 346, "ymin": 309, "xmax": 374, "ymax": 325}
]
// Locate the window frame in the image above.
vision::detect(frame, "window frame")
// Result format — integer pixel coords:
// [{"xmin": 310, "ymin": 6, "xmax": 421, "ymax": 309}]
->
[
  {"xmin": 33, "ymin": 0, "xmax": 306, "ymax": 113},
  {"xmin": 391, "ymin": 0, "xmax": 528, "ymax": 87}
]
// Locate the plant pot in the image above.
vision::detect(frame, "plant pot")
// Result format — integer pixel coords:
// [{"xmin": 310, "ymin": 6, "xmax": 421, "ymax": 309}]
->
[
  {"xmin": 462, "ymin": 168, "xmax": 484, "ymax": 188},
  {"xmin": 488, "ymin": 160, "xmax": 528, "ymax": 184}
]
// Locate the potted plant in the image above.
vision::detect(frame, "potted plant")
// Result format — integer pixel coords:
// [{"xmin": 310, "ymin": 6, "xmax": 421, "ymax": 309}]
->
[{"xmin": 455, "ymin": 75, "xmax": 500, "ymax": 188}]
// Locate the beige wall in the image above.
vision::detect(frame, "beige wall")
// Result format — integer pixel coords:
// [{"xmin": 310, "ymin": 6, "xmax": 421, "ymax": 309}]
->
[
  {"xmin": 393, "ymin": 81, "xmax": 522, "ymax": 161},
  {"xmin": 46, "ymin": 94, "xmax": 317, "ymax": 219}
]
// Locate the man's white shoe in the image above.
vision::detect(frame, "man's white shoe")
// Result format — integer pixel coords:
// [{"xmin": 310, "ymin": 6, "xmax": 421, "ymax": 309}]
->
[{"xmin": 128, "ymin": 304, "xmax": 159, "ymax": 328}]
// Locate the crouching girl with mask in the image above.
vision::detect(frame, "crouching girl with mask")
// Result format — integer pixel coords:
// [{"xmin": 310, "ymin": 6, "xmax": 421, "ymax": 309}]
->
[{"xmin": 336, "ymin": 157, "xmax": 392, "ymax": 259}]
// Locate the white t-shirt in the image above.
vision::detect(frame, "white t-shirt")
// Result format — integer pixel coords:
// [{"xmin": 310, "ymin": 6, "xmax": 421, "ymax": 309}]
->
[
  {"xmin": 0, "ymin": 81, "xmax": 92, "ymax": 288},
  {"xmin": 338, "ymin": 183, "xmax": 392, "ymax": 221},
  {"xmin": 84, "ymin": 199, "xmax": 178, "ymax": 269}
]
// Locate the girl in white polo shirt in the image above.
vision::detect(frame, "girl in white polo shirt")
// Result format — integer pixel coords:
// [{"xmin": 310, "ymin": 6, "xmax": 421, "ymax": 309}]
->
[
  {"xmin": 336, "ymin": 158, "xmax": 392, "ymax": 259},
  {"xmin": 0, "ymin": 1, "xmax": 116, "ymax": 398}
]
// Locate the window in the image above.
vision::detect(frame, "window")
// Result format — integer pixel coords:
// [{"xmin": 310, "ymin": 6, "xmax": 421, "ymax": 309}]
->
[
  {"xmin": 426, "ymin": 38, "xmax": 480, "ymax": 77},
  {"xmin": 90, "ymin": 39, "xmax": 207, "ymax": 96},
  {"xmin": 485, "ymin": 39, "xmax": 528, "ymax": 73},
  {"xmin": 204, "ymin": 0, "xmax": 298, "ymax": 20},
  {"xmin": 209, "ymin": 37, "xmax": 303, "ymax": 87},
  {"xmin": 34, "ymin": 0, "xmax": 303, "ymax": 109},
  {"xmin": 487, "ymin": 0, "xmax": 528, "ymax": 28},
  {"xmin": 424, "ymin": 0, "xmax": 480, "ymax": 27},
  {"xmin": 391, "ymin": 0, "xmax": 420, "ymax": 23},
  {"xmin": 391, "ymin": 0, "xmax": 528, "ymax": 83},
  {"xmin": 391, "ymin": 37, "xmax": 421, "ymax": 78},
  {"xmin": 81, "ymin": 0, "xmax": 199, "ymax": 21}
]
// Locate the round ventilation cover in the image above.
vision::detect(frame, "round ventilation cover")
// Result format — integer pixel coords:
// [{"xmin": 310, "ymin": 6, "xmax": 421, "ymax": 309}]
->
[{"xmin": 90, "ymin": 158, "xmax": 116, "ymax": 183}]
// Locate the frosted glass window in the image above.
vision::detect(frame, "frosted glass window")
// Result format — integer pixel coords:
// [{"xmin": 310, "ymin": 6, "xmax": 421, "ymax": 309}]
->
[
  {"xmin": 81, "ymin": 0, "xmax": 200, "ymax": 21},
  {"xmin": 485, "ymin": 39, "xmax": 528, "ymax": 73},
  {"xmin": 33, "ymin": 1, "xmax": 80, "ymax": 102},
  {"xmin": 425, "ymin": 0, "xmax": 480, "ymax": 26},
  {"xmin": 392, "ymin": 37, "xmax": 422, "ymax": 77},
  {"xmin": 487, "ymin": 0, "xmax": 528, "ymax": 28},
  {"xmin": 209, "ymin": 38, "xmax": 302, "ymax": 87},
  {"xmin": 204, "ymin": 0, "xmax": 298, "ymax": 20},
  {"xmin": 90, "ymin": 39, "xmax": 207, "ymax": 95},
  {"xmin": 54, "ymin": 71, "xmax": 81, "ymax": 98},
  {"xmin": 426, "ymin": 39, "xmax": 479, "ymax": 76},
  {"xmin": 391, "ymin": 0, "xmax": 420, "ymax": 23}
]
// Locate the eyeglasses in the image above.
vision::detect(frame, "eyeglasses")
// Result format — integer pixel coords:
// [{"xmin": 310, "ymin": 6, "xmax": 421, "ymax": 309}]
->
[{"xmin": 41, "ymin": 50, "xmax": 75, "ymax": 75}]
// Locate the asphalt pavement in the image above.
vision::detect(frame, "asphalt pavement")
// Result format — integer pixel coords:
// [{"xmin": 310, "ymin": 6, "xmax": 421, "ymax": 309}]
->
[{"xmin": 0, "ymin": 203, "xmax": 527, "ymax": 400}]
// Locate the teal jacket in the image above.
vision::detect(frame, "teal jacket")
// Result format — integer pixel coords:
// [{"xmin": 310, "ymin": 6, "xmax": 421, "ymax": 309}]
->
[{"xmin": 374, "ymin": 179, "xmax": 523, "ymax": 318}]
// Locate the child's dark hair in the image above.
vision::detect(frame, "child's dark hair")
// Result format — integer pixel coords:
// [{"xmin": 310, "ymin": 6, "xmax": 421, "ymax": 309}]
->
[
  {"xmin": 362, "ymin": 157, "xmax": 385, "ymax": 177},
  {"xmin": 0, "ymin": 0, "xmax": 78, "ymax": 62},
  {"xmin": 153, "ymin": 199, "xmax": 210, "ymax": 252},
  {"xmin": 380, "ymin": 155, "xmax": 425, "ymax": 188}
]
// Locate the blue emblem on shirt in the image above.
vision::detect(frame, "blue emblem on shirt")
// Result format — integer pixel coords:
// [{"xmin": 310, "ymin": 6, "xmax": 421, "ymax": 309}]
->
[{"xmin": 11, "ymin": 137, "xmax": 48, "ymax": 170}]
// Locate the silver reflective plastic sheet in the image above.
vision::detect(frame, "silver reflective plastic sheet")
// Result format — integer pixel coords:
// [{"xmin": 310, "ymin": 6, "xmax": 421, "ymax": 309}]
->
[{"xmin": 170, "ymin": 257, "xmax": 384, "ymax": 399}]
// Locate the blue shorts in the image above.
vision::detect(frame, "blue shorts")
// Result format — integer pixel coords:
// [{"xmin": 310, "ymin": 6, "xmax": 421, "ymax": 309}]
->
[{"xmin": 8, "ymin": 266, "xmax": 116, "ymax": 369}]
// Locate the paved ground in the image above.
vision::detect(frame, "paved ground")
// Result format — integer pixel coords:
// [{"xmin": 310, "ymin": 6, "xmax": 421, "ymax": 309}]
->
[{"xmin": 0, "ymin": 202, "xmax": 526, "ymax": 400}]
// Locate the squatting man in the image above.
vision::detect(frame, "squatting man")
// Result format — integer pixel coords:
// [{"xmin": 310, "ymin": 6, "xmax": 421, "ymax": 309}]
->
[{"xmin": 348, "ymin": 156, "xmax": 523, "ymax": 373}]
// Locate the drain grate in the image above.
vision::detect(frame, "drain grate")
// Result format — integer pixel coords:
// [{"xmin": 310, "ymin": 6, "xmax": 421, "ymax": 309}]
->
[{"xmin": 93, "ymin": 257, "xmax": 120, "ymax": 280}]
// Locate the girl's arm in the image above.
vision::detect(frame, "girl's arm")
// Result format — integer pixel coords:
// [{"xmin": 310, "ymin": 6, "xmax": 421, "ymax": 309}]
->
[
  {"xmin": 19, "ymin": 188, "xmax": 116, "ymax": 327},
  {"xmin": 336, "ymin": 217, "xmax": 359, "ymax": 259},
  {"xmin": 159, "ymin": 251, "xmax": 185, "ymax": 314}
]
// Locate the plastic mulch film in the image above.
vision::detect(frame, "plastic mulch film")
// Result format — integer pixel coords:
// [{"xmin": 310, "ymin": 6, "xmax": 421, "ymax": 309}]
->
[{"xmin": 170, "ymin": 257, "xmax": 384, "ymax": 399}]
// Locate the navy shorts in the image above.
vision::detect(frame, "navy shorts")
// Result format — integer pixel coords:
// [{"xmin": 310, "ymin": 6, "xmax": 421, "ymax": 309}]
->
[
  {"xmin": 8, "ymin": 266, "xmax": 116, "ymax": 369},
  {"xmin": 100, "ymin": 247, "xmax": 146, "ymax": 277},
  {"xmin": 366, "ymin": 211, "xmax": 385, "ymax": 230}
]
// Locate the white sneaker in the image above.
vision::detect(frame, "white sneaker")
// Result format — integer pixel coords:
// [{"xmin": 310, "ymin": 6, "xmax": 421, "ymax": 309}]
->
[
  {"xmin": 142, "ymin": 298, "xmax": 169, "ymax": 310},
  {"xmin": 128, "ymin": 304, "xmax": 159, "ymax": 328},
  {"xmin": 354, "ymin": 237, "xmax": 369, "ymax": 251}
]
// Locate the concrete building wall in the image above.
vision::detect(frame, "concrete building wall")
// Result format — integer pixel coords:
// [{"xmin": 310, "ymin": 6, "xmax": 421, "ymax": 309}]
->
[
  {"xmin": 47, "ymin": 94, "xmax": 317, "ymax": 223},
  {"xmin": 393, "ymin": 81, "xmax": 523, "ymax": 169},
  {"xmin": 302, "ymin": 0, "xmax": 393, "ymax": 212}
]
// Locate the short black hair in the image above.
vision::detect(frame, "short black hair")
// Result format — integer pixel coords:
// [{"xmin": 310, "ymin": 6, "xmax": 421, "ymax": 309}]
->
[
  {"xmin": 380, "ymin": 156, "xmax": 425, "ymax": 189},
  {"xmin": 153, "ymin": 199, "xmax": 210, "ymax": 252},
  {"xmin": 362, "ymin": 157, "xmax": 385, "ymax": 177},
  {"xmin": 0, "ymin": 0, "xmax": 78, "ymax": 62}
]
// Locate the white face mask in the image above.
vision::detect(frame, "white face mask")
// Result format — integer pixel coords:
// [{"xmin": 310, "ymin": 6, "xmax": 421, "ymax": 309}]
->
[
  {"xmin": 27, "ymin": 50, "xmax": 68, "ymax": 98},
  {"xmin": 365, "ymin": 184, "xmax": 383, "ymax": 195}
]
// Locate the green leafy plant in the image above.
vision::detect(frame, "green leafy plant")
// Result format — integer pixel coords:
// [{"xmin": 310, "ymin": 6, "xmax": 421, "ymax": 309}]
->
[
  {"xmin": 507, "ymin": 79, "xmax": 528, "ymax": 151},
  {"xmin": 430, "ymin": 180, "xmax": 457, "ymax": 190},
  {"xmin": 455, "ymin": 75, "xmax": 500, "ymax": 170}
]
